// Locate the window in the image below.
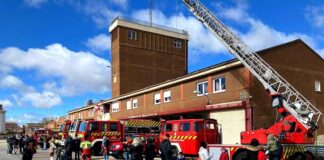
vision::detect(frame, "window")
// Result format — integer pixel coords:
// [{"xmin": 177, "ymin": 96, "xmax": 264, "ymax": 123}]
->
[
  {"xmin": 315, "ymin": 80, "xmax": 321, "ymax": 92},
  {"xmin": 128, "ymin": 30, "xmax": 137, "ymax": 40},
  {"xmin": 110, "ymin": 123, "xmax": 118, "ymax": 131},
  {"xmin": 164, "ymin": 91, "xmax": 171, "ymax": 102},
  {"xmin": 126, "ymin": 100, "xmax": 131, "ymax": 110},
  {"xmin": 112, "ymin": 102, "xmax": 119, "ymax": 112},
  {"xmin": 194, "ymin": 122, "xmax": 204, "ymax": 132},
  {"xmin": 154, "ymin": 93, "xmax": 161, "ymax": 104},
  {"xmin": 173, "ymin": 39, "xmax": 182, "ymax": 48},
  {"xmin": 206, "ymin": 122, "xmax": 215, "ymax": 130},
  {"xmin": 180, "ymin": 123, "xmax": 190, "ymax": 132},
  {"xmin": 214, "ymin": 77, "xmax": 226, "ymax": 92},
  {"xmin": 165, "ymin": 124, "xmax": 173, "ymax": 132},
  {"xmin": 89, "ymin": 122, "xmax": 99, "ymax": 131},
  {"xmin": 101, "ymin": 123, "xmax": 108, "ymax": 131},
  {"xmin": 78, "ymin": 122, "xmax": 87, "ymax": 132},
  {"xmin": 133, "ymin": 99, "xmax": 138, "ymax": 108},
  {"xmin": 196, "ymin": 81, "xmax": 208, "ymax": 95}
]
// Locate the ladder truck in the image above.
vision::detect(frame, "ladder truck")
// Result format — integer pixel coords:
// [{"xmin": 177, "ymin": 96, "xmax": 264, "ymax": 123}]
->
[{"xmin": 182, "ymin": 0, "xmax": 322, "ymax": 159}]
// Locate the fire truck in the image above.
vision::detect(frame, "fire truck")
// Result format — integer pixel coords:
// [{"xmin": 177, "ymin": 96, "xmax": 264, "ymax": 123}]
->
[
  {"xmin": 109, "ymin": 119, "xmax": 161, "ymax": 158},
  {"xmin": 160, "ymin": 119, "xmax": 220, "ymax": 156},
  {"xmin": 68, "ymin": 119, "xmax": 83, "ymax": 139},
  {"xmin": 58, "ymin": 120, "xmax": 71, "ymax": 140},
  {"xmin": 178, "ymin": 0, "xmax": 323, "ymax": 159},
  {"xmin": 77, "ymin": 120, "xmax": 123, "ymax": 155}
]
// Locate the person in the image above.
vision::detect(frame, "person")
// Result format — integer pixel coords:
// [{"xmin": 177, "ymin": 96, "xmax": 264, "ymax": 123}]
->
[
  {"xmin": 177, "ymin": 152, "xmax": 185, "ymax": 160},
  {"xmin": 160, "ymin": 134, "xmax": 172, "ymax": 160},
  {"xmin": 219, "ymin": 147, "xmax": 229, "ymax": 160},
  {"xmin": 64, "ymin": 135, "xmax": 73, "ymax": 160},
  {"xmin": 49, "ymin": 138, "xmax": 57, "ymax": 160},
  {"xmin": 102, "ymin": 136, "xmax": 110, "ymax": 160},
  {"xmin": 129, "ymin": 137, "xmax": 144, "ymax": 160},
  {"xmin": 145, "ymin": 137, "xmax": 156, "ymax": 160},
  {"xmin": 80, "ymin": 134, "xmax": 92, "ymax": 160},
  {"xmin": 198, "ymin": 141, "xmax": 212, "ymax": 160},
  {"xmin": 123, "ymin": 136, "xmax": 132, "ymax": 160},
  {"xmin": 263, "ymin": 134, "xmax": 280, "ymax": 160},
  {"xmin": 13, "ymin": 135, "xmax": 19, "ymax": 154},
  {"xmin": 39, "ymin": 135, "xmax": 44, "ymax": 149},
  {"xmin": 43, "ymin": 135, "xmax": 48, "ymax": 150},
  {"xmin": 7, "ymin": 135, "xmax": 12, "ymax": 154},
  {"xmin": 19, "ymin": 135, "xmax": 25, "ymax": 154},
  {"xmin": 22, "ymin": 141, "xmax": 37, "ymax": 160}
]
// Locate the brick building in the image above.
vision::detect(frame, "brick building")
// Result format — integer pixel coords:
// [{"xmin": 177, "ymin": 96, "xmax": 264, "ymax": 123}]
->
[
  {"xmin": 5, "ymin": 122, "xmax": 19, "ymax": 132},
  {"xmin": 68, "ymin": 17, "xmax": 323, "ymax": 144}
]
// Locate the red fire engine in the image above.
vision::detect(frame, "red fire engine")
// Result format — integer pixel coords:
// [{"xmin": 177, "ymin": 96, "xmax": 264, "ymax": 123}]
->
[
  {"xmin": 68, "ymin": 120, "xmax": 83, "ymax": 139},
  {"xmin": 77, "ymin": 120, "xmax": 123, "ymax": 155},
  {"xmin": 109, "ymin": 119, "xmax": 161, "ymax": 159},
  {"xmin": 179, "ymin": 0, "xmax": 323, "ymax": 159},
  {"xmin": 160, "ymin": 119, "xmax": 220, "ymax": 156},
  {"xmin": 58, "ymin": 120, "xmax": 71, "ymax": 140}
]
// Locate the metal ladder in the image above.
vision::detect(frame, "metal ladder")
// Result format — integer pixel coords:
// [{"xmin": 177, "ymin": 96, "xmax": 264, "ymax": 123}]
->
[{"xmin": 183, "ymin": 0, "xmax": 322, "ymax": 130}]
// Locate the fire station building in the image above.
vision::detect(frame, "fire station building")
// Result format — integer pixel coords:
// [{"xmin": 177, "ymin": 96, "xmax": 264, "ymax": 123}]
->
[{"xmin": 68, "ymin": 17, "xmax": 324, "ymax": 144}]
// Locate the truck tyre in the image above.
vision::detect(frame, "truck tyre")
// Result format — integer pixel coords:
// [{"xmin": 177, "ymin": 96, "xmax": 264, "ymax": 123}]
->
[
  {"xmin": 292, "ymin": 152, "xmax": 306, "ymax": 160},
  {"xmin": 92, "ymin": 142, "xmax": 102, "ymax": 156},
  {"xmin": 233, "ymin": 150, "xmax": 249, "ymax": 160},
  {"xmin": 305, "ymin": 151, "xmax": 314, "ymax": 160}
]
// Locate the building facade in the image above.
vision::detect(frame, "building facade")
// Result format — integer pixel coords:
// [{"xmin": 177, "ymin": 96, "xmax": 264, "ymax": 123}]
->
[
  {"xmin": 109, "ymin": 17, "xmax": 189, "ymax": 98},
  {"xmin": 5, "ymin": 122, "xmax": 19, "ymax": 133},
  {"xmin": 0, "ymin": 105, "xmax": 5, "ymax": 133}
]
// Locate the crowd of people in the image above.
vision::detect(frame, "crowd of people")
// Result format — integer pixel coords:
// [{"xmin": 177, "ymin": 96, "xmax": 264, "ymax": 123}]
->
[{"xmin": 6, "ymin": 133, "xmax": 282, "ymax": 160}]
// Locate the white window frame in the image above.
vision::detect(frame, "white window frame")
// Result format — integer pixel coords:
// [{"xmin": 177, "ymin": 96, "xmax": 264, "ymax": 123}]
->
[
  {"xmin": 164, "ymin": 91, "xmax": 171, "ymax": 103},
  {"xmin": 126, "ymin": 100, "xmax": 131, "ymax": 110},
  {"xmin": 196, "ymin": 81, "xmax": 208, "ymax": 96},
  {"xmin": 128, "ymin": 30, "xmax": 137, "ymax": 40},
  {"xmin": 213, "ymin": 77, "xmax": 226, "ymax": 93},
  {"xmin": 112, "ymin": 102, "xmax": 119, "ymax": 113},
  {"xmin": 315, "ymin": 80, "xmax": 321, "ymax": 92},
  {"xmin": 154, "ymin": 93, "xmax": 161, "ymax": 104},
  {"xmin": 133, "ymin": 99, "xmax": 138, "ymax": 108},
  {"xmin": 173, "ymin": 39, "xmax": 182, "ymax": 48}
]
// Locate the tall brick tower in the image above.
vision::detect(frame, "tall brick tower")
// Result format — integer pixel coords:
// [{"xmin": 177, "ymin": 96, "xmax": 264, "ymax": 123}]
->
[{"xmin": 109, "ymin": 17, "xmax": 189, "ymax": 98}]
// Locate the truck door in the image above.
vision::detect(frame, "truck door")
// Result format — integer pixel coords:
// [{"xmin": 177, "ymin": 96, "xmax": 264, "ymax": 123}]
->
[
  {"xmin": 89, "ymin": 122, "xmax": 99, "ymax": 141},
  {"xmin": 205, "ymin": 120, "xmax": 217, "ymax": 144},
  {"xmin": 109, "ymin": 122, "xmax": 121, "ymax": 141}
]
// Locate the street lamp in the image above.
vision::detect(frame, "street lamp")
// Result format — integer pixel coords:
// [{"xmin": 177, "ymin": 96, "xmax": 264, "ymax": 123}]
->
[{"xmin": 193, "ymin": 90, "xmax": 211, "ymax": 105}]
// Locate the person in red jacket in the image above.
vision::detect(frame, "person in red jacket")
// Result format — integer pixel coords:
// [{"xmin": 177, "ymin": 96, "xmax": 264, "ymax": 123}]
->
[{"xmin": 219, "ymin": 147, "xmax": 229, "ymax": 160}]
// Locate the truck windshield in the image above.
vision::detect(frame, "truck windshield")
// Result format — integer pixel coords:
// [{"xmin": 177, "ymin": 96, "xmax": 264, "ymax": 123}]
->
[
  {"xmin": 78, "ymin": 122, "xmax": 87, "ymax": 132},
  {"xmin": 70, "ymin": 122, "xmax": 77, "ymax": 131},
  {"xmin": 60, "ymin": 124, "xmax": 64, "ymax": 132}
]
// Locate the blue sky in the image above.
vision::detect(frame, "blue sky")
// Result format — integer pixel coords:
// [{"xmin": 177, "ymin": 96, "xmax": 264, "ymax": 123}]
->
[{"xmin": 0, "ymin": 0, "xmax": 323, "ymax": 124}]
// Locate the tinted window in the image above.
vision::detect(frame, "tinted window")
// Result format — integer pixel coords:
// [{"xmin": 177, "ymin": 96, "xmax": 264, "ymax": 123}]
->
[
  {"xmin": 125, "ymin": 127, "xmax": 136, "ymax": 133},
  {"xmin": 138, "ymin": 127, "xmax": 150, "ymax": 133},
  {"xmin": 180, "ymin": 123, "xmax": 190, "ymax": 132},
  {"xmin": 70, "ymin": 122, "xmax": 77, "ymax": 131},
  {"xmin": 90, "ymin": 122, "xmax": 99, "ymax": 131},
  {"xmin": 206, "ymin": 122, "xmax": 215, "ymax": 130},
  {"xmin": 110, "ymin": 123, "xmax": 118, "ymax": 131},
  {"xmin": 101, "ymin": 123, "xmax": 108, "ymax": 131},
  {"xmin": 60, "ymin": 124, "xmax": 64, "ymax": 132},
  {"xmin": 79, "ymin": 122, "xmax": 87, "ymax": 132},
  {"xmin": 165, "ymin": 124, "xmax": 172, "ymax": 132},
  {"xmin": 194, "ymin": 122, "xmax": 204, "ymax": 132}
]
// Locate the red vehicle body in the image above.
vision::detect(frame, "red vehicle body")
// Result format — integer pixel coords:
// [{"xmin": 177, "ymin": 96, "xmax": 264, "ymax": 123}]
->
[
  {"xmin": 58, "ymin": 120, "xmax": 71, "ymax": 140},
  {"xmin": 33, "ymin": 128, "xmax": 54, "ymax": 144},
  {"xmin": 109, "ymin": 119, "xmax": 161, "ymax": 158},
  {"xmin": 69, "ymin": 120, "xmax": 82, "ymax": 139},
  {"xmin": 77, "ymin": 120, "xmax": 123, "ymax": 155},
  {"xmin": 160, "ymin": 119, "xmax": 220, "ymax": 156}
]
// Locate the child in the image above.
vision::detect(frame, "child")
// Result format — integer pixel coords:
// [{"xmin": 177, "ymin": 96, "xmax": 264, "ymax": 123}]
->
[{"xmin": 49, "ymin": 138, "xmax": 56, "ymax": 160}]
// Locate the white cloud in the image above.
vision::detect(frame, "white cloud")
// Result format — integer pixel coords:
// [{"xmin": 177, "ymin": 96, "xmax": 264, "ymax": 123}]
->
[
  {"xmin": 7, "ymin": 113, "xmax": 44, "ymax": 125},
  {"xmin": 81, "ymin": 1, "xmax": 123, "ymax": 28},
  {"xmin": 0, "ymin": 99, "xmax": 13, "ymax": 108},
  {"xmin": 24, "ymin": 0, "xmax": 47, "ymax": 8},
  {"xmin": 305, "ymin": 5, "xmax": 324, "ymax": 29},
  {"xmin": 0, "ymin": 75, "xmax": 24, "ymax": 88},
  {"xmin": 111, "ymin": 0, "xmax": 128, "ymax": 9},
  {"xmin": 86, "ymin": 34, "xmax": 111, "ymax": 53},
  {"xmin": 22, "ymin": 91, "xmax": 62, "ymax": 108},
  {"xmin": 0, "ymin": 43, "xmax": 111, "ymax": 97}
]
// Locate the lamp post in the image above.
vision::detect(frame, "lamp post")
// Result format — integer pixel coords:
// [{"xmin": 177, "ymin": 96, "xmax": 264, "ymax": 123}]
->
[{"xmin": 193, "ymin": 90, "xmax": 211, "ymax": 105}]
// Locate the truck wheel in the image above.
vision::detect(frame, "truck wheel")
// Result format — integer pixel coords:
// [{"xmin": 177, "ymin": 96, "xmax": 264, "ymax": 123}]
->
[
  {"xmin": 234, "ymin": 151, "xmax": 249, "ymax": 160},
  {"xmin": 92, "ymin": 142, "xmax": 102, "ymax": 156},
  {"xmin": 293, "ymin": 152, "xmax": 306, "ymax": 160},
  {"xmin": 305, "ymin": 151, "xmax": 314, "ymax": 160}
]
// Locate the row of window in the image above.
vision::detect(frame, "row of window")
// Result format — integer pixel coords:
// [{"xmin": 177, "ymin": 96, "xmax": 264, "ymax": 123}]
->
[
  {"xmin": 196, "ymin": 77, "xmax": 226, "ymax": 95},
  {"xmin": 154, "ymin": 91, "xmax": 171, "ymax": 104},
  {"xmin": 128, "ymin": 30, "xmax": 182, "ymax": 48},
  {"xmin": 164, "ymin": 122, "xmax": 215, "ymax": 132}
]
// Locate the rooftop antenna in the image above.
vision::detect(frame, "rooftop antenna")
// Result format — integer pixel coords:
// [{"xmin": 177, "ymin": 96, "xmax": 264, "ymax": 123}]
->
[{"xmin": 149, "ymin": 0, "xmax": 152, "ymax": 26}]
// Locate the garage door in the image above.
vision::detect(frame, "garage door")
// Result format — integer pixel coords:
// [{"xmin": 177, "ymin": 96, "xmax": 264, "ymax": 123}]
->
[{"xmin": 210, "ymin": 109, "xmax": 245, "ymax": 144}]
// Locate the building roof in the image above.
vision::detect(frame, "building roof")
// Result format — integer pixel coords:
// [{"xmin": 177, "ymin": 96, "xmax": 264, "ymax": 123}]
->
[
  {"xmin": 109, "ymin": 17, "xmax": 189, "ymax": 40},
  {"xmin": 68, "ymin": 39, "xmax": 323, "ymax": 114}
]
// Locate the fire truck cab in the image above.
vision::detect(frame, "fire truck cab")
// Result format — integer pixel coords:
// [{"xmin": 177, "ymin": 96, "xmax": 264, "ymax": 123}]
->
[
  {"xmin": 58, "ymin": 120, "xmax": 71, "ymax": 140},
  {"xmin": 77, "ymin": 120, "xmax": 123, "ymax": 155},
  {"xmin": 161, "ymin": 119, "xmax": 220, "ymax": 156},
  {"xmin": 69, "ymin": 120, "xmax": 83, "ymax": 139}
]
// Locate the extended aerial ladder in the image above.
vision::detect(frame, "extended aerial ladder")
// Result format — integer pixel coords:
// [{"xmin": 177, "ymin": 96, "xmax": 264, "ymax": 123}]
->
[{"xmin": 183, "ymin": 0, "xmax": 321, "ymax": 144}]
